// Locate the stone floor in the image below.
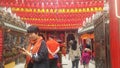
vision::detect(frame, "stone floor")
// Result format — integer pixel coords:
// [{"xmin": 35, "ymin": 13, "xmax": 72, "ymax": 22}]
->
[{"xmin": 14, "ymin": 54, "xmax": 95, "ymax": 68}]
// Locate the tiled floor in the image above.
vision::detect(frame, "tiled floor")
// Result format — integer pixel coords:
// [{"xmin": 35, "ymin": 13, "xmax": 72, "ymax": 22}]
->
[
  {"xmin": 14, "ymin": 54, "xmax": 95, "ymax": 68},
  {"xmin": 62, "ymin": 54, "xmax": 95, "ymax": 68}
]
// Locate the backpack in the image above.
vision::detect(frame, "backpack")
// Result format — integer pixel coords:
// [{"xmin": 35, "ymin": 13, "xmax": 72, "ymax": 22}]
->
[{"xmin": 82, "ymin": 52, "xmax": 89, "ymax": 65}]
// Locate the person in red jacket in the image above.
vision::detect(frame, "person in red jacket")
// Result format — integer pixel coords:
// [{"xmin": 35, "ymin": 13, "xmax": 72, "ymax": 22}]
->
[{"xmin": 46, "ymin": 35, "xmax": 60, "ymax": 68}]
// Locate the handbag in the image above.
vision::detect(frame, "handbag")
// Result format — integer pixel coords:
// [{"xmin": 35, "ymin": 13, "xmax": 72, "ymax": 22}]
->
[{"xmin": 54, "ymin": 54, "xmax": 59, "ymax": 59}]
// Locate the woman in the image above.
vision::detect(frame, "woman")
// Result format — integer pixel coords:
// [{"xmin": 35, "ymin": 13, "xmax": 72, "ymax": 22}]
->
[
  {"xmin": 80, "ymin": 48, "xmax": 91, "ymax": 68},
  {"xmin": 69, "ymin": 39, "xmax": 80, "ymax": 68},
  {"xmin": 21, "ymin": 25, "xmax": 49, "ymax": 68}
]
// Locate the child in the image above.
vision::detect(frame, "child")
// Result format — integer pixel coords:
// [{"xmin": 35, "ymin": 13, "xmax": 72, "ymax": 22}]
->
[{"xmin": 80, "ymin": 48, "xmax": 91, "ymax": 68}]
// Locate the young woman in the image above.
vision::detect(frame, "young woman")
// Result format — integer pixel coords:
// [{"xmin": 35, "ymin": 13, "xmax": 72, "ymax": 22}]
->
[
  {"xmin": 21, "ymin": 25, "xmax": 49, "ymax": 68},
  {"xmin": 69, "ymin": 39, "xmax": 81, "ymax": 68},
  {"xmin": 80, "ymin": 48, "xmax": 91, "ymax": 68}
]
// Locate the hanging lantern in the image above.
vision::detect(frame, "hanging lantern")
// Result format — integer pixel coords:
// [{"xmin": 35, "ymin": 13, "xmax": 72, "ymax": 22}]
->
[
  {"xmin": 41, "ymin": 8, "xmax": 45, "ymax": 13},
  {"xmin": 37, "ymin": 9, "xmax": 41, "ymax": 13},
  {"xmin": 94, "ymin": 7, "xmax": 98, "ymax": 11},
  {"xmin": 54, "ymin": 9, "xmax": 57, "ymax": 13},
  {"xmin": 46, "ymin": 9, "xmax": 49, "ymax": 13},
  {"xmin": 20, "ymin": 8, "xmax": 24, "ymax": 11},
  {"xmin": 33, "ymin": 8, "xmax": 37, "ymax": 12},
  {"xmin": 50, "ymin": 8, "xmax": 53, "ymax": 13},
  {"xmin": 86, "ymin": 8, "xmax": 90, "ymax": 12},
  {"xmin": 66, "ymin": 9, "xmax": 70, "ymax": 12}
]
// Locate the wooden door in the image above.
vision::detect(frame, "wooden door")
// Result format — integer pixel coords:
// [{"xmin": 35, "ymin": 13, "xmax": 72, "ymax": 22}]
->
[{"xmin": 94, "ymin": 14, "xmax": 110, "ymax": 68}]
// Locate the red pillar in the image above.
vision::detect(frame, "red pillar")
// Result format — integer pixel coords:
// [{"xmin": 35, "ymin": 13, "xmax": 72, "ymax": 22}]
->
[
  {"xmin": 0, "ymin": 28, "xmax": 3, "ymax": 61},
  {"xmin": 109, "ymin": 0, "xmax": 120, "ymax": 68}
]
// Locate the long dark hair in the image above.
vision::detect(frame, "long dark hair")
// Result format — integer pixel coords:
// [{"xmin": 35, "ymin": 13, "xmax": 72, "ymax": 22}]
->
[{"xmin": 71, "ymin": 40, "xmax": 77, "ymax": 50}]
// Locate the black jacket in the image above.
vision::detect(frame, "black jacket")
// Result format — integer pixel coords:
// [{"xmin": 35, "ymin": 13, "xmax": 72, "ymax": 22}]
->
[{"xmin": 27, "ymin": 40, "xmax": 49, "ymax": 68}]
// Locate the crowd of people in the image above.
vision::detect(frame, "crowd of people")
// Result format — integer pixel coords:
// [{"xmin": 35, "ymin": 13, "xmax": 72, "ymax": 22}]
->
[
  {"xmin": 19, "ymin": 25, "xmax": 93, "ymax": 68},
  {"xmin": 20, "ymin": 25, "xmax": 62, "ymax": 68}
]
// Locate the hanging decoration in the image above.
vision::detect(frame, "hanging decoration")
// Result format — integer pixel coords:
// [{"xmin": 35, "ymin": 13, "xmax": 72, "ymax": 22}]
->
[
  {"xmin": 0, "ymin": 0, "xmax": 104, "ymax": 30},
  {"xmin": 11, "ymin": 7, "xmax": 103, "ymax": 13}
]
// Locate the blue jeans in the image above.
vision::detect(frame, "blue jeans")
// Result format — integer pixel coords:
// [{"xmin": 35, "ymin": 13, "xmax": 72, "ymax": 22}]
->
[{"xmin": 72, "ymin": 59, "xmax": 79, "ymax": 68}]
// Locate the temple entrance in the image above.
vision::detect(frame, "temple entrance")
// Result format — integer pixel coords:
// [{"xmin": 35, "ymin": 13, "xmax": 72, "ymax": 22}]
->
[{"xmin": 66, "ymin": 34, "xmax": 75, "ymax": 53}]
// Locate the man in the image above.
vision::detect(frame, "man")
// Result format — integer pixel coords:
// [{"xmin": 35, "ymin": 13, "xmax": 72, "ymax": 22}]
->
[
  {"xmin": 46, "ymin": 35, "xmax": 60, "ymax": 68},
  {"xmin": 21, "ymin": 25, "xmax": 49, "ymax": 68}
]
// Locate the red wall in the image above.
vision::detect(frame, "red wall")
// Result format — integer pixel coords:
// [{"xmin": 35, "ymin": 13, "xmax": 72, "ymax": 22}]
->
[{"xmin": 109, "ymin": 0, "xmax": 120, "ymax": 68}]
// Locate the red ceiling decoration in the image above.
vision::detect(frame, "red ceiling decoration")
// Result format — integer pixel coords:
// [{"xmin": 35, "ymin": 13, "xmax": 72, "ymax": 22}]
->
[{"xmin": 0, "ymin": 0, "xmax": 104, "ymax": 30}]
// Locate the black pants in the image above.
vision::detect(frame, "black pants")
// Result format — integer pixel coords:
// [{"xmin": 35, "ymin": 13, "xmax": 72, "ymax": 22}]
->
[
  {"xmin": 27, "ymin": 62, "xmax": 33, "ymax": 68},
  {"xmin": 49, "ymin": 58, "xmax": 58, "ymax": 68},
  {"xmin": 72, "ymin": 59, "xmax": 79, "ymax": 68}
]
